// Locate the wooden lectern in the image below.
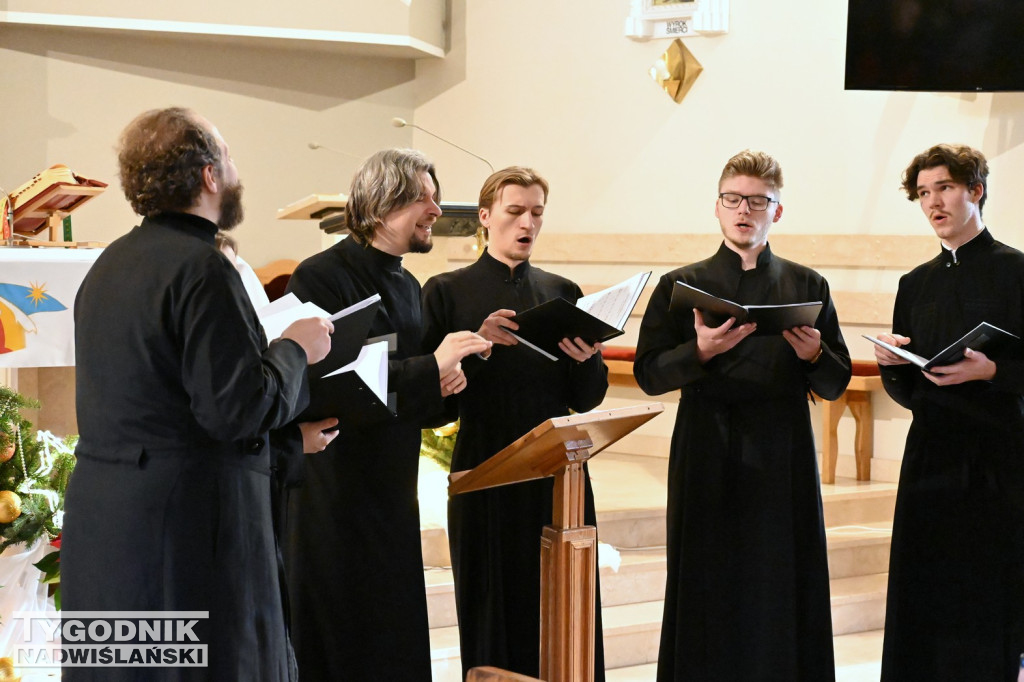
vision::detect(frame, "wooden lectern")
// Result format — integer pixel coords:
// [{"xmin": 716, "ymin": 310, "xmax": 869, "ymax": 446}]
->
[{"xmin": 449, "ymin": 403, "xmax": 664, "ymax": 682}]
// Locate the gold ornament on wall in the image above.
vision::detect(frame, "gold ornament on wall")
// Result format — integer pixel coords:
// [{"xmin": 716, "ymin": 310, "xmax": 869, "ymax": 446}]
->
[{"xmin": 650, "ymin": 38, "xmax": 703, "ymax": 103}]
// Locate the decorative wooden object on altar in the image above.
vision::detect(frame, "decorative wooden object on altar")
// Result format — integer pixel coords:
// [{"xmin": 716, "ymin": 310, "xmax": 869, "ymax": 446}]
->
[
  {"xmin": 450, "ymin": 403, "xmax": 664, "ymax": 682},
  {"xmin": 3, "ymin": 164, "xmax": 107, "ymax": 248}
]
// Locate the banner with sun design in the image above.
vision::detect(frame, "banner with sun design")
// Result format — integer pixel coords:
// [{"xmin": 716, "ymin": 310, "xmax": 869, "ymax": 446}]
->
[{"xmin": 0, "ymin": 248, "xmax": 103, "ymax": 368}]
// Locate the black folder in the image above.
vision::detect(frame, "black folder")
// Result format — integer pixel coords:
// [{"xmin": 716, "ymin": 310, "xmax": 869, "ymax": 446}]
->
[
  {"xmin": 669, "ymin": 281, "xmax": 821, "ymax": 335},
  {"xmin": 510, "ymin": 298, "xmax": 625, "ymax": 360},
  {"xmin": 864, "ymin": 322, "xmax": 1021, "ymax": 372},
  {"xmin": 300, "ymin": 339, "xmax": 397, "ymax": 426}
]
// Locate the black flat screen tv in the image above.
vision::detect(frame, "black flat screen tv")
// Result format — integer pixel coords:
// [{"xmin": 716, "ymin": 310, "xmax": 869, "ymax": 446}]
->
[{"xmin": 845, "ymin": 0, "xmax": 1024, "ymax": 92}]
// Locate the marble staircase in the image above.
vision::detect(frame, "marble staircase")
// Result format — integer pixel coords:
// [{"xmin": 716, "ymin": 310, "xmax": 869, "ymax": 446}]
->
[{"xmin": 421, "ymin": 453, "xmax": 896, "ymax": 681}]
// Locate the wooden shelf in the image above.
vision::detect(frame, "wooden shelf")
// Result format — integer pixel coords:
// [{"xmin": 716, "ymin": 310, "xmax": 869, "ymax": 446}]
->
[{"xmin": 0, "ymin": 11, "xmax": 445, "ymax": 59}]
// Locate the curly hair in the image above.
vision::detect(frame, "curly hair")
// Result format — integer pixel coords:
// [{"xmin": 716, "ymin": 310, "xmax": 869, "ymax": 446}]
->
[
  {"xmin": 901, "ymin": 144, "xmax": 989, "ymax": 213},
  {"xmin": 718, "ymin": 150, "xmax": 784, "ymax": 197},
  {"xmin": 345, "ymin": 149, "xmax": 439, "ymax": 245},
  {"xmin": 117, "ymin": 108, "xmax": 223, "ymax": 218}
]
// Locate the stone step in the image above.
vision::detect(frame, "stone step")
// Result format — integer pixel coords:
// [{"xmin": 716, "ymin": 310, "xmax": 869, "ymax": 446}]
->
[
  {"xmin": 821, "ymin": 480, "xmax": 898, "ymax": 527},
  {"xmin": 426, "ymin": 599, "xmax": 666, "ymax": 678},
  {"xmin": 603, "ymin": 629, "xmax": 885, "ymax": 682},
  {"xmin": 599, "ymin": 548, "xmax": 667, "ymax": 607},
  {"xmin": 826, "ymin": 522, "xmax": 892, "ymax": 579},
  {"xmin": 426, "ymin": 523, "xmax": 891, "ymax": 632},
  {"xmin": 830, "ymin": 572, "xmax": 888, "ymax": 636},
  {"xmin": 605, "ymin": 663, "xmax": 658, "ymax": 681},
  {"xmin": 595, "ymin": 507, "xmax": 666, "ymax": 550},
  {"xmin": 422, "ymin": 525, "xmax": 451, "ymax": 569},
  {"xmin": 425, "ymin": 548, "xmax": 668, "ymax": 629},
  {"xmin": 423, "ymin": 453, "xmax": 898, "ymax": 561},
  {"xmin": 429, "ymin": 573, "xmax": 887, "ymax": 673},
  {"xmin": 601, "ymin": 600, "xmax": 664, "ymax": 669},
  {"xmin": 834, "ymin": 629, "xmax": 884, "ymax": 682}
]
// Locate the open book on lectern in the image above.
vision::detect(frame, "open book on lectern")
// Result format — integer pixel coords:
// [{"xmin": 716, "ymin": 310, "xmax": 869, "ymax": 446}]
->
[
  {"xmin": 863, "ymin": 322, "xmax": 1021, "ymax": 372},
  {"xmin": 669, "ymin": 281, "xmax": 821, "ymax": 335},
  {"xmin": 258, "ymin": 293, "xmax": 395, "ymax": 425},
  {"xmin": 508, "ymin": 271, "xmax": 651, "ymax": 361}
]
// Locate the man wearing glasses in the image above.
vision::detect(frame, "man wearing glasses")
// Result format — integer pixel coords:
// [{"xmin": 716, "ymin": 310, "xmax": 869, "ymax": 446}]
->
[{"xmin": 634, "ymin": 150, "xmax": 850, "ymax": 681}]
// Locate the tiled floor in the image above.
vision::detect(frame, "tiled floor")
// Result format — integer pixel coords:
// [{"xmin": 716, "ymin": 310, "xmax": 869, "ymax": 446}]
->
[{"xmin": 433, "ymin": 629, "xmax": 884, "ymax": 682}]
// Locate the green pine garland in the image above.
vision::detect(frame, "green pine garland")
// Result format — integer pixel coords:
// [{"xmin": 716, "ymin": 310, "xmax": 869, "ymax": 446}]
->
[
  {"xmin": 0, "ymin": 385, "xmax": 76, "ymax": 553},
  {"xmin": 420, "ymin": 420, "xmax": 458, "ymax": 471}
]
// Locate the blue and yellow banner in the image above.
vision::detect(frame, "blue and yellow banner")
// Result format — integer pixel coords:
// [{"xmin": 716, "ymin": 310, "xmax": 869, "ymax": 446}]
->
[{"xmin": 0, "ymin": 249, "xmax": 102, "ymax": 368}]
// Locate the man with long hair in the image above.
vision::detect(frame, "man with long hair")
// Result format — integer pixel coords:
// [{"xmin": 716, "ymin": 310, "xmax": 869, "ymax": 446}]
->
[{"xmin": 282, "ymin": 149, "xmax": 490, "ymax": 681}]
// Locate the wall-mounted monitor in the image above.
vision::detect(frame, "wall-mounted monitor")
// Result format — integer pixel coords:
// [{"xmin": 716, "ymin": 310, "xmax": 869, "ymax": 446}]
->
[{"xmin": 845, "ymin": 0, "xmax": 1024, "ymax": 92}]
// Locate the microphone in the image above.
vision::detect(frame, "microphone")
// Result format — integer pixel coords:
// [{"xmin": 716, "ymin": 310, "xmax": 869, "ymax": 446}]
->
[
  {"xmin": 391, "ymin": 117, "xmax": 494, "ymax": 173},
  {"xmin": 307, "ymin": 142, "xmax": 362, "ymax": 160}
]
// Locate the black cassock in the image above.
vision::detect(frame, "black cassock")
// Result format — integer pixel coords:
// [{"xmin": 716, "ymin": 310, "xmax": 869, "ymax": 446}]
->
[
  {"xmin": 282, "ymin": 236, "xmax": 442, "ymax": 682},
  {"xmin": 633, "ymin": 244, "xmax": 850, "ymax": 682},
  {"xmin": 63, "ymin": 213, "xmax": 309, "ymax": 681},
  {"xmin": 879, "ymin": 229, "xmax": 1024, "ymax": 682},
  {"xmin": 421, "ymin": 250, "xmax": 608, "ymax": 680}
]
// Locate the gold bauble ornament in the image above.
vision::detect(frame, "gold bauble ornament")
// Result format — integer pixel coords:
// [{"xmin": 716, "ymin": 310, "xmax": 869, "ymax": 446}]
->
[
  {"xmin": 0, "ymin": 420, "xmax": 15, "ymax": 463},
  {"xmin": 0, "ymin": 490, "xmax": 22, "ymax": 524},
  {"xmin": 0, "ymin": 655, "xmax": 19, "ymax": 681}
]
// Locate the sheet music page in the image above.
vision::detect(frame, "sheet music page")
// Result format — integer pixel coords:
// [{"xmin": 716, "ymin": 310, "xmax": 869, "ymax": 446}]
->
[
  {"xmin": 329, "ymin": 293, "xmax": 382, "ymax": 321},
  {"xmin": 322, "ymin": 339, "xmax": 390, "ymax": 402},
  {"xmin": 576, "ymin": 271, "xmax": 651, "ymax": 329}
]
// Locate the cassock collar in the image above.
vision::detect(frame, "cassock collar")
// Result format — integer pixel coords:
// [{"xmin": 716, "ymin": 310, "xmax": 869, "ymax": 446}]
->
[
  {"xmin": 144, "ymin": 212, "xmax": 219, "ymax": 245},
  {"xmin": 480, "ymin": 248, "xmax": 532, "ymax": 283},
  {"xmin": 343, "ymin": 235, "xmax": 404, "ymax": 273},
  {"xmin": 714, "ymin": 241, "xmax": 774, "ymax": 270},
  {"xmin": 939, "ymin": 227, "xmax": 993, "ymax": 264}
]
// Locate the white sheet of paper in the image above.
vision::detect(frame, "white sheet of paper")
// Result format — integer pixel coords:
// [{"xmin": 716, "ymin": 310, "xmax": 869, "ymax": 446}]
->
[
  {"xmin": 258, "ymin": 295, "xmax": 331, "ymax": 341},
  {"xmin": 575, "ymin": 271, "xmax": 651, "ymax": 330},
  {"xmin": 322, "ymin": 339, "xmax": 389, "ymax": 403}
]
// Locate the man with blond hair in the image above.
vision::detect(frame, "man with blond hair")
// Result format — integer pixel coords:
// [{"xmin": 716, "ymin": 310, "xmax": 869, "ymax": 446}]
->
[
  {"xmin": 634, "ymin": 150, "xmax": 850, "ymax": 681},
  {"xmin": 874, "ymin": 143, "xmax": 1024, "ymax": 681},
  {"xmin": 421, "ymin": 166, "xmax": 609, "ymax": 680}
]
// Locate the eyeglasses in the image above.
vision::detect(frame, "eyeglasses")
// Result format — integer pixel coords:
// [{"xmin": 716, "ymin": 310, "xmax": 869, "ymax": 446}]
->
[{"xmin": 718, "ymin": 193, "xmax": 778, "ymax": 211}]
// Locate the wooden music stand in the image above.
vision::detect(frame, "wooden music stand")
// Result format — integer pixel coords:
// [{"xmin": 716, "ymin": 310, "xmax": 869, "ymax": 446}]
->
[
  {"xmin": 5, "ymin": 164, "xmax": 107, "ymax": 248},
  {"xmin": 449, "ymin": 403, "xmax": 664, "ymax": 682}
]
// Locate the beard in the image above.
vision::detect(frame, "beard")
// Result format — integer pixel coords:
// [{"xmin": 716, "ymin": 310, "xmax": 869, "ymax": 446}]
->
[
  {"xmin": 408, "ymin": 230, "xmax": 433, "ymax": 254},
  {"xmin": 217, "ymin": 182, "xmax": 245, "ymax": 231}
]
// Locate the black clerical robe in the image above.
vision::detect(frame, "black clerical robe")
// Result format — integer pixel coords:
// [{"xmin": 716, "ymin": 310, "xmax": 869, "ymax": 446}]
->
[
  {"xmin": 879, "ymin": 229, "xmax": 1024, "ymax": 682},
  {"xmin": 421, "ymin": 250, "xmax": 609, "ymax": 680},
  {"xmin": 63, "ymin": 212, "xmax": 309, "ymax": 681},
  {"xmin": 282, "ymin": 236, "xmax": 442, "ymax": 682},
  {"xmin": 633, "ymin": 243, "xmax": 850, "ymax": 682}
]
